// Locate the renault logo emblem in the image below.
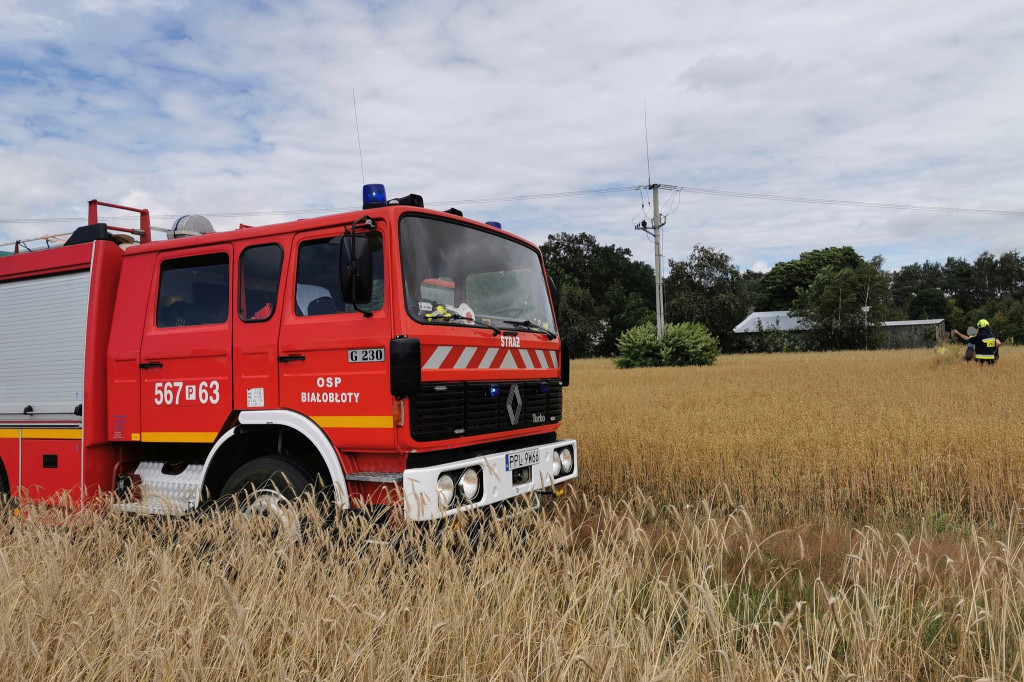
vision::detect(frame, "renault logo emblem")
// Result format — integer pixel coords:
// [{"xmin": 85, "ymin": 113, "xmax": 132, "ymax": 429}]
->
[{"xmin": 506, "ymin": 384, "xmax": 523, "ymax": 426}]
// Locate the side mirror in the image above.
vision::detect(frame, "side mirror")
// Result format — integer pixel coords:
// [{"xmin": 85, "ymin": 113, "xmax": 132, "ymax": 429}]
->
[
  {"xmin": 547, "ymin": 275, "xmax": 560, "ymax": 319},
  {"xmin": 339, "ymin": 234, "xmax": 373, "ymax": 304}
]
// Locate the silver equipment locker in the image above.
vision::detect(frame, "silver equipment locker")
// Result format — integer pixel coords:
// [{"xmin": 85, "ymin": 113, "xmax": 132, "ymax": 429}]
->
[{"xmin": 0, "ymin": 270, "xmax": 92, "ymax": 419}]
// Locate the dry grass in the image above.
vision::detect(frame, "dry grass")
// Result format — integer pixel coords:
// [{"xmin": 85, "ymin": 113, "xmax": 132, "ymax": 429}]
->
[
  {"xmin": 3, "ymin": 347, "xmax": 1024, "ymax": 680},
  {"xmin": 568, "ymin": 347, "xmax": 1024, "ymax": 530}
]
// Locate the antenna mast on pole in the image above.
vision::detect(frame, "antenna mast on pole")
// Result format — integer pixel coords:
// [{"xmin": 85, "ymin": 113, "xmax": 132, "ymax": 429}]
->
[{"xmin": 636, "ymin": 104, "xmax": 666, "ymax": 338}]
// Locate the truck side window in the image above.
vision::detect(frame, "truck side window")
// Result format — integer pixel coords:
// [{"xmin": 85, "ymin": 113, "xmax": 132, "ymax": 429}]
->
[
  {"xmin": 238, "ymin": 244, "xmax": 283, "ymax": 322},
  {"xmin": 156, "ymin": 253, "xmax": 230, "ymax": 328},
  {"xmin": 294, "ymin": 232, "xmax": 384, "ymax": 316}
]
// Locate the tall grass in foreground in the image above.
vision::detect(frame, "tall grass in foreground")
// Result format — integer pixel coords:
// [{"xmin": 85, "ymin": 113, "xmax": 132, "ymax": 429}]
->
[
  {"xmin": 2, "ymin": 492, "xmax": 1024, "ymax": 680},
  {"xmin": 566, "ymin": 347, "xmax": 1024, "ymax": 529},
  {"xmin": 4, "ymin": 348, "xmax": 1024, "ymax": 679}
]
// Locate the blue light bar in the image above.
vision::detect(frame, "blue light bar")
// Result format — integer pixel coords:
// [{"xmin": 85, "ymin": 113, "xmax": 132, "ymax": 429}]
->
[
  {"xmin": 363, "ymin": 184, "xmax": 387, "ymax": 208},
  {"xmin": 485, "ymin": 221, "xmax": 502, "ymax": 230}
]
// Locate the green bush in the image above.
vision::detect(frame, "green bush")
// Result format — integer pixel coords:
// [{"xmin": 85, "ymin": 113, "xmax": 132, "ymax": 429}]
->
[
  {"xmin": 614, "ymin": 323, "xmax": 662, "ymax": 368},
  {"xmin": 615, "ymin": 322, "xmax": 720, "ymax": 368},
  {"xmin": 660, "ymin": 322, "xmax": 721, "ymax": 366},
  {"xmin": 749, "ymin": 322, "xmax": 806, "ymax": 353}
]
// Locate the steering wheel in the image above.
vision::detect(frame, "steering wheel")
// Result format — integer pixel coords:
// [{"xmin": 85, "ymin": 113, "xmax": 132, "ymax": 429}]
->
[{"xmin": 489, "ymin": 305, "xmax": 525, "ymax": 318}]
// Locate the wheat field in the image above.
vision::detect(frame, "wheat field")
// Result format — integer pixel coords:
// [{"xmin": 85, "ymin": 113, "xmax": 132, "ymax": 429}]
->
[
  {"xmin": 570, "ymin": 347, "xmax": 1024, "ymax": 530},
  {"xmin": 3, "ymin": 347, "xmax": 1024, "ymax": 680}
]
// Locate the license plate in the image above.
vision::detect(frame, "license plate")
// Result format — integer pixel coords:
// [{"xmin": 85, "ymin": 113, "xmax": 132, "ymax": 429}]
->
[{"xmin": 505, "ymin": 449, "xmax": 540, "ymax": 471}]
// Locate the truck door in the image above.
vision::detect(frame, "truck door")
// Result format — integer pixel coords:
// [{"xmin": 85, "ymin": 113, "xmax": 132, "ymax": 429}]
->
[
  {"xmin": 278, "ymin": 227, "xmax": 393, "ymax": 452},
  {"xmin": 139, "ymin": 250, "xmax": 233, "ymax": 444},
  {"xmin": 233, "ymin": 242, "xmax": 285, "ymax": 411}
]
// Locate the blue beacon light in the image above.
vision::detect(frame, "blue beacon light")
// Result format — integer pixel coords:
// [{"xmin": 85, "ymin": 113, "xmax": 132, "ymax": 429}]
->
[
  {"xmin": 488, "ymin": 385, "xmax": 500, "ymax": 398},
  {"xmin": 485, "ymin": 221, "xmax": 502, "ymax": 230},
  {"xmin": 363, "ymin": 184, "xmax": 387, "ymax": 209}
]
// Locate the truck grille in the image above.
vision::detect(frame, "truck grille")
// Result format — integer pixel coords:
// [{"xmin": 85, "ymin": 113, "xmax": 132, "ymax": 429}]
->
[{"xmin": 410, "ymin": 380, "xmax": 563, "ymax": 442}]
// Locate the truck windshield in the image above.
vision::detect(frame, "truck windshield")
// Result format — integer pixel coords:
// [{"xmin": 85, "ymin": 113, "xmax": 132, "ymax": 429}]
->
[{"xmin": 399, "ymin": 215, "xmax": 557, "ymax": 335}]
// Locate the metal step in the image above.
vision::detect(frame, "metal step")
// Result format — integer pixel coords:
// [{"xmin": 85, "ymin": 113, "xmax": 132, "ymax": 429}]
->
[
  {"xmin": 345, "ymin": 471, "xmax": 404, "ymax": 484},
  {"xmin": 113, "ymin": 461, "xmax": 204, "ymax": 516}
]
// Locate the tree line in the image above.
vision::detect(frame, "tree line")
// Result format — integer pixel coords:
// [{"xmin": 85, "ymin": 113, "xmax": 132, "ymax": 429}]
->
[{"xmin": 541, "ymin": 232, "xmax": 1024, "ymax": 356}]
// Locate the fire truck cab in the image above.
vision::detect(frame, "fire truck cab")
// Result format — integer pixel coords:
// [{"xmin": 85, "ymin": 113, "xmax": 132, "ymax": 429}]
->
[{"xmin": 0, "ymin": 187, "xmax": 576, "ymax": 521}]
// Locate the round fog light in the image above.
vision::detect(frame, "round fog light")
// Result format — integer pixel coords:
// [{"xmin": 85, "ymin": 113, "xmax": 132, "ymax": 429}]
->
[
  {"xmin": 437, "ymin": 474, "xmax": 455, "ymax": 509},
  {"xmin": 458, "ymin": 468, "xmax": 481, "ymax": 501},
  {"xmin": 559, "ymin": 448, "xmax": 573, "ymax": 474}
]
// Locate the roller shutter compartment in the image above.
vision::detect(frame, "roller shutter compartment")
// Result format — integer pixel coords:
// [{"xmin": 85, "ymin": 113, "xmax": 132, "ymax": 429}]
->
[{"xmin": 0, "ymin": 270, "xmax": 91, "ymax": 418}]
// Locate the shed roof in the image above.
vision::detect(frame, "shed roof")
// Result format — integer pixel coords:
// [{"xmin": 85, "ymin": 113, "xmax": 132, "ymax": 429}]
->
[
  {"xmin": 733, "ymin": 311, "xmax": 809, "ymax": 333},
  {"xmin": 880, "ymin": 319, "xmax": 945, "ymax": 327}
]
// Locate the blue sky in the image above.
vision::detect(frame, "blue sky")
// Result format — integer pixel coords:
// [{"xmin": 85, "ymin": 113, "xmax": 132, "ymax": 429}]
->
[{"xmin": 1, "ymin": 0, "xmax": 1023, "ymax": 273}]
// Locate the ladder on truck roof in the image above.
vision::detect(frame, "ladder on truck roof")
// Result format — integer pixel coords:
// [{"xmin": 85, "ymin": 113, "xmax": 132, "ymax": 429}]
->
[
  {"xmin": 0, "ymin": 200, "xmax": 153, "ymax": 254},
  {"xmin": 0, "ymin": 231, "xmax": 73, "ymax": 253}
]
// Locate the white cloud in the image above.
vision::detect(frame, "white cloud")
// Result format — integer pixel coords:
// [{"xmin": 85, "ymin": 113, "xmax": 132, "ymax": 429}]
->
[
  {"xmin": 678, "ymin": 53, "xmax": 787, "ymax": 91},
  {"xmin": 0, "ymin": 0, "xmax": 1022, "ymax": 273}
]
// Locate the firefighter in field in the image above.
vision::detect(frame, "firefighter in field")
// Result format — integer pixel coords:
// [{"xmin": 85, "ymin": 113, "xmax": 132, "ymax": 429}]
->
[{"xmin": 952, "ymin": 319, "xmax": 1001, "ymax": 364}]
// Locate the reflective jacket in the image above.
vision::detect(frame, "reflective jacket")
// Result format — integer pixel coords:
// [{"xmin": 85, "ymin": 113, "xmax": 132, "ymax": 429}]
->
[{"xmin": 970, "ymin": 328, "xmax": 998, "ymax": 360}]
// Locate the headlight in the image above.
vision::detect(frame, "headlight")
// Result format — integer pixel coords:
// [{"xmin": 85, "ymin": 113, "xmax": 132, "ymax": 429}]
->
[
  {"xmin": 559, "ymin": 448, "xmax": 574, "ymax": 474},
  {"xmin": 458, "ymin": 467, "xmax": 481, "ymax": 502},
  {"xmin": 437, "ymin": 474, "xmax": 455, "ymax": 509},
  {"xmin": 551, "ymin": 456, "xmax": 561, "ymax": 478}
]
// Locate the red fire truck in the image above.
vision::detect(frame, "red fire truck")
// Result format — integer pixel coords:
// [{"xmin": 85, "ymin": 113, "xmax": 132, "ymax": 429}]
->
[{"xmin": 0, "ymin": 186, "xmax": 576, "ymax": 521}]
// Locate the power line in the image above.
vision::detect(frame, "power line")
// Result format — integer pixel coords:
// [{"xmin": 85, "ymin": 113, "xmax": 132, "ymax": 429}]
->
[
  {"xmin": 657, "ymin": 184, "xmax": 1024, "ymax": 218},
  {"xmin": 2, "ymin": 183, "xmax": 1023, "ymax": 226},
  {"xmin": 0, "ymin": 187, "xmax": 637, "ymax": 226},
  {"xmin": 431, "ymin": 187, "xmax": 635, "ymax": 207}
]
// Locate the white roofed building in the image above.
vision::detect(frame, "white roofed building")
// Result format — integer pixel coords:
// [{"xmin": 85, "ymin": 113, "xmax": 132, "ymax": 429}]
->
[
  {"xmin": 732, "ymin": 311, "xmax": 946, "ymax": 350},
  {"xmin": 732, "ymin": 311, "xmax": 809, "ymax": 334},
  {"xmin": 880, "ymin": 319, "xmax": 946, "ymax": 348}
]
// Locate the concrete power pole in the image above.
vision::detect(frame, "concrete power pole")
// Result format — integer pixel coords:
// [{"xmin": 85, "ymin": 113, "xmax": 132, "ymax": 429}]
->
[
  {"xmin": 635, "ymin": 183, "xmax": 666, "ymax": 339},
  {"xmin": 651, "ymin": 184, "xmax": 665, "ymax": 338}
]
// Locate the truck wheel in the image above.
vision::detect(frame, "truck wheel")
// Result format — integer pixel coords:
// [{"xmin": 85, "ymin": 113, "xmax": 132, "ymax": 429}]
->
[
  {"xmin": 219, "ymin": 456, "xmax": 318, "ymax": 529},
  {"xmin": 0, "ymin": 466, "xmax": 13, "ymax": 516}
]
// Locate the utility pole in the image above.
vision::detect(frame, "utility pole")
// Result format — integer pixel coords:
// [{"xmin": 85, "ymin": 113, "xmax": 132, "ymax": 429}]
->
[
  {"xmin": 652, "ymin": 184, "xmax": 665, "ymax": 338},
  {"xmin": 635, "ymin": 183, "xmax": 666, "ymax": 338}
]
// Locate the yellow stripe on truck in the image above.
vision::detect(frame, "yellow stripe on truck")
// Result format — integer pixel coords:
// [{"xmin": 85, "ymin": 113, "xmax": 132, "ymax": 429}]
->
[
  {"xmin": 0, "ymin": 429, "xmax": 83, "ymax": 440},
  {"xmin": 313, "ymin": 416, "xmax": 394, "ymax": 429},
  {"xmin": 139, "ymin": 432, "xmax": 219, "ymax": 444}
]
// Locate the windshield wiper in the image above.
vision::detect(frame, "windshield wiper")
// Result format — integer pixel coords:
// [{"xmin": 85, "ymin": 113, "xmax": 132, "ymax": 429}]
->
[
  {"xmin": 502, "ymin": 319, "xmax": 556, "ymax": 339},
  {"xmin": 424, "ymin": 307, "xmax": 501, "ymax": 336}
]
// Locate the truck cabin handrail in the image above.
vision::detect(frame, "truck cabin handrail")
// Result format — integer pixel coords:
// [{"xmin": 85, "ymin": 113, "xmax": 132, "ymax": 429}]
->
[{"xmin": 88, "ymin": 199, "xmax": 152, "ymax": 245}]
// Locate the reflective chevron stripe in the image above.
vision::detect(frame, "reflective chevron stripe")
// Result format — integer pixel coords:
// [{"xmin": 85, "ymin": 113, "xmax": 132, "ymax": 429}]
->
[{"xmin": 420, "ymin": 345, "xmax": 559, "ymax": 371}]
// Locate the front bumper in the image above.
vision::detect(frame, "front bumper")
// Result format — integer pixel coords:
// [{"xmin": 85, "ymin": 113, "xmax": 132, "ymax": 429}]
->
[{"xmin": 402, "ymin": 439, "xmax": 578, "ymax": 521}]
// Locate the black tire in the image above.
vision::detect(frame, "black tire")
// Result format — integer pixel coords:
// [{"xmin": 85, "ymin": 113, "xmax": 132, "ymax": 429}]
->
[
  {"xmin": 218, "ymin": 455, "xmax": 321, "ymax": 517},
  {"xmin": 216, "ymin": 456, "xmax": 327, "ymax": 539},
  {"xmin": 0, "ymin": 465, "xmax": 15, "ymax": 517},
  {"xmin": 221, "ymin": 455, "xmax": 317, "ymax": 500}
]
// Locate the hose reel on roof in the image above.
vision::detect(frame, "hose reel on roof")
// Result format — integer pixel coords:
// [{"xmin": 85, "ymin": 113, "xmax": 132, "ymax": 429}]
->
[{"xmin": 171, "ymin": 215, "xmax": 214, "ymax": 239}]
